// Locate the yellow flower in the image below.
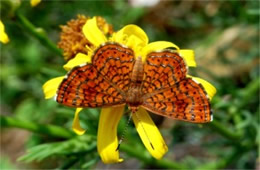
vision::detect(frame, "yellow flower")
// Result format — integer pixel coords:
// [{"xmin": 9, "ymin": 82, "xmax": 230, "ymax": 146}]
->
[
  {"xmin": 0, "ymin": 20, "xmax": 9, "ymax": 44},
  {"xmin": 30, "ymin": 0, "xmax": 41, "ymax": 7},
  {"xmin": 43, "ymin": 17, "xmax": 216, "ymax": 163}
]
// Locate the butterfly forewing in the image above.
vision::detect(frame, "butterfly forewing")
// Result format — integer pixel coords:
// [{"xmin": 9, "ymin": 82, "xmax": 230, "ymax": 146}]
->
[
  {"xmin": 56, "ymin": 43, "xmax": 135, "ymax": 107},
  {"xmin": 92, "ymin": 43, "xmax": 135, "ymax": 92},
  {"xmin": 56, "ymin": 64, "xmax": 125, "ymax": 107},
  {"xmin": 142, "ymin": 51, "xmax": 187, "ymax": 94}
]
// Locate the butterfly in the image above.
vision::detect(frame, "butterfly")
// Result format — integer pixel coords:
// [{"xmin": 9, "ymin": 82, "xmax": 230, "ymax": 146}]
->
[{"xmin": 56, "ymin": 43, "xmax": 212, "ymax": 123}]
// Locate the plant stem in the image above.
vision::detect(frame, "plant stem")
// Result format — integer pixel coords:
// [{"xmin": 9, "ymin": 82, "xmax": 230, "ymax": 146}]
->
[
  {"xmin": 207, "ymin": 120, "xmax": 242, "ymax": 141},
  {"xmin": 120, "ymin": 144, "xmax": 186, "ymax": 169},
  {"xmin": 239, "ymin": 77, "xmax": 260, "ymax": 107},
  {"xmin": 15, "ymin": 11, "xmax": 63, "ymax": 57},
  {"xmin": 0, "ymin": 115, "xmax": 75, "ymax": 139}
]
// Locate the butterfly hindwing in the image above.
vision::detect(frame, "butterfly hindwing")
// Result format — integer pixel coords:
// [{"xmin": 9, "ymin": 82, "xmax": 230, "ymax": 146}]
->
[{"xmin": 142, "ymin": 78, "xmax": 212, "ymax": 123}]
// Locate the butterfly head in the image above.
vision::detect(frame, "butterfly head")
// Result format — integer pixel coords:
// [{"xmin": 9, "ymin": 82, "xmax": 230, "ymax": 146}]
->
[{"xmin": 128, "ymin": 105, "xmax": 139, "ymax": 114}]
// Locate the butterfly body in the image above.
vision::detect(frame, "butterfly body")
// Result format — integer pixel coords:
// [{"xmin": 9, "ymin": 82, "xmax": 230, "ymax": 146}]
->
[
  {"xmin": 126, "ymin": 87, "xmax": 142, "ymax": 113},
  {"xmin": 126, "ymin": 56, "xmax": 144, "ymax": 113},
  {"xmin": 56, "ymin": 43, "xmax": 212, "ymax": 123}
]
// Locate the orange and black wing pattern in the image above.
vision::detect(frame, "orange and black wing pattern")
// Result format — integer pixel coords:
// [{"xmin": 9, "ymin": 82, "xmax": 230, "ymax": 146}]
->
[
  {"xmin": 56, "ymin": 43, "xmax": 135, "ymax": 108},
  {"xmin": 141, "ymin": 51, "xmax": 212, "ymax": 123},
  {"xmin": 92, "ymin": 43, "xmax": 135, "ymax": 92},
  {"xmin": 141, "ymin": 51, "xmax": 187, "ymax": 94}
]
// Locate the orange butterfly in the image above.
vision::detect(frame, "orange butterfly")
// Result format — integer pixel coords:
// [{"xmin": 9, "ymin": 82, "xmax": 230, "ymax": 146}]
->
[{"xmin": 56, "ymin": 43, "xmax": 212, "ymax": 123}]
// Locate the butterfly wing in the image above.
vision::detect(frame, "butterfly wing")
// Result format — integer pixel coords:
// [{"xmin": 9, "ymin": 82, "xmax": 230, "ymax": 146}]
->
[
  {"xmin": 56, "ymin": 43, "xmax": 135, "ymax": 108},
  {"xmin": 141, "ymin": 51, "xmax": 212, "ymax": 123},
  {"xmin": 141, "ymin": 51, "xmax": 187, "ymax": 94},
  {"xmin": 92, "ymin": 43, "xmax": 135, "ymax": 92}
]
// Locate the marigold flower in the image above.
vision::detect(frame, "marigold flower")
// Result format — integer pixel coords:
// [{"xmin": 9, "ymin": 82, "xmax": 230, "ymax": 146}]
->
[
  {"xmin": 58, "ymin": 15, "xmax": 113, "ymax": 61},
  {"xmin": 0, "ymin": 20, "xmax": 9, "ymax": 44},
  {"xmin": 43, "ymin": 17, "xmax": 216, "ymax": 163}
]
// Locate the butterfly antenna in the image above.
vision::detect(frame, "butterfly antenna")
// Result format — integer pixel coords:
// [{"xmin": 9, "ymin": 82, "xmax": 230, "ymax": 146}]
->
[
  {"xmin": 116, "ymin": 111, "xmax": 132, "ymax": 151},
  {"xmin": 135, "ymin": 112, "xmax": 154, "ymax": 150}
]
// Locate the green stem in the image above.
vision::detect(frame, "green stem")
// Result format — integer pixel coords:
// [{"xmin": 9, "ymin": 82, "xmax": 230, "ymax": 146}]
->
[
  {"xmin": 120, "ymin": 144, "xmax": 186, "ymax": 169},
  {"xmin": 239, "ymin": 77, "xmax": 260, "ymax": 107},
  {"xmin": 15, "ymin": 11, "xmax": 63, "ymax": 57},
  {"xmin": 0, "ymin": 115, "xmax": 75, "ymax": 139},
  {"xmin": 207, "ymin": 120, "xmax": 242, "ymax": 141}
]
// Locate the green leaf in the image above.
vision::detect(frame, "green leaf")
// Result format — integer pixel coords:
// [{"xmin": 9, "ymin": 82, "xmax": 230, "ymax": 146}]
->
[{"xmin": 18, "ymin": 135, "xmax": 96, "ymax": 163}]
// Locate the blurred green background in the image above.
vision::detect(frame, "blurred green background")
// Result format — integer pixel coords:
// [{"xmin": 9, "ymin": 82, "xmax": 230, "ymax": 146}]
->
[{"xmin": 0, "ymin": 0, "xmax": 259, "ymax": 169}]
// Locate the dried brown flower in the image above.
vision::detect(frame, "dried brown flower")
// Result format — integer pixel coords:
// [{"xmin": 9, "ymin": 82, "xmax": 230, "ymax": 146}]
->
[{"xmin": 58, "ymin": 15, "xmax": 113, "ymax": 61}]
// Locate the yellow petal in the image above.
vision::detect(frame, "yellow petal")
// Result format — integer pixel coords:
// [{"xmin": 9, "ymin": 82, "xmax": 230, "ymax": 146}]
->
[
  {"xmin": 180, "ymin": 49, "xmax": 196, "ymax": 67},
  {"xmin": 132, "ymin": 108, "xmax": 168, "ymax": 159},
  {"xmin": 63, "ymin": 53, "xmax": 91, "ymax": 71},
  {"xmin": 97, "ymin": 106, "xmax": 125, "ymax": 163},
  {"xmin": 72, "ymin": 108, "xmax": 86, "ymax": 135},
  {"xmin": 30, "ymin": 0, "xmax": 41, "ymax": 7},
  {"xmin": 42, "ymin": 76, "xmax": 64, "ymax": 99},
  {"xmin": 141, "ymin": 41, "xmax": 180, "ymax": 62},
  {"xmin": 187, "ymin": 75, "xmax": 217, "ymax": 100},
  {"xmin": 112, "ymin": 25, "xmax": 148, "ymax": 57},
  {"xmin": 0, "ymin": 20, "xmax": 9, "ymax": 44},
  {"xmin": 83, "ymin": 17, "xmax": 107, "ymax": 47}
]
